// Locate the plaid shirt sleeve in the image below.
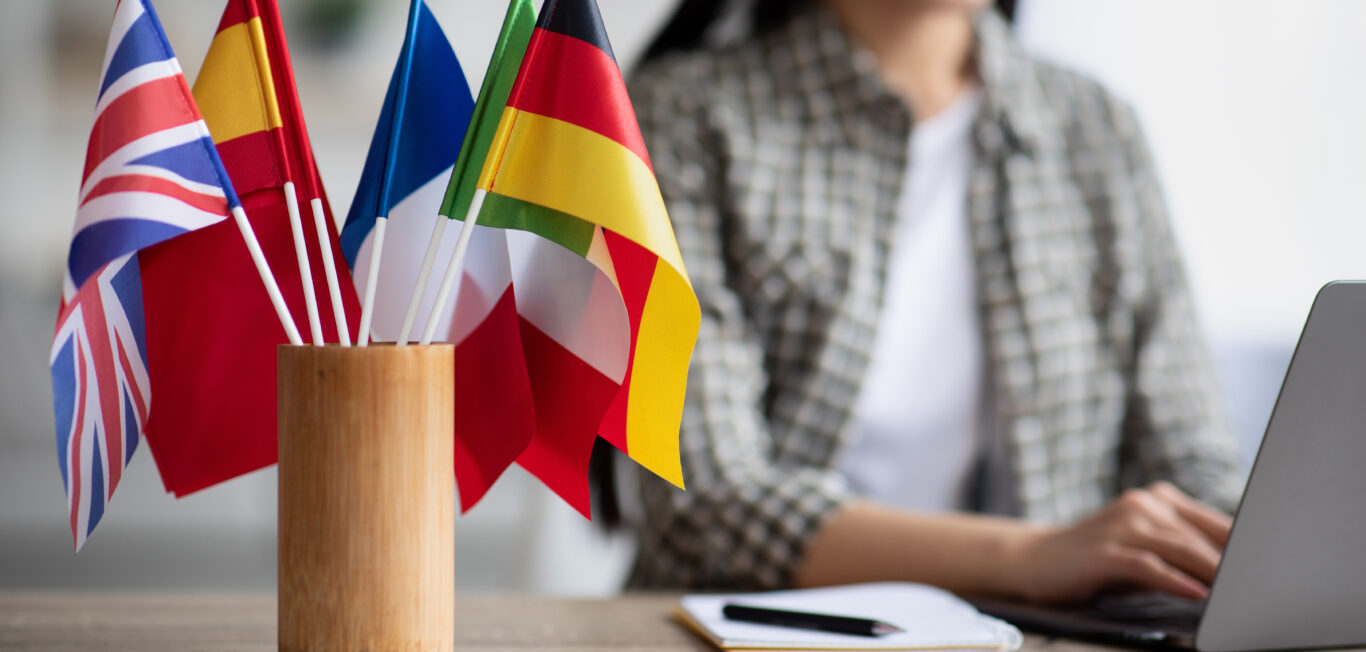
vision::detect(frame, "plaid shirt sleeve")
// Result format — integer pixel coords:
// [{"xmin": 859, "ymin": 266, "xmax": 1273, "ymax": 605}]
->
[
  {"xmin": 626, "ymin": 59, "xmax": 855, "ymax": 591},
  {"xmin": 1106, "ymin": 97, "xmax": 1245, "ymax": 512}
]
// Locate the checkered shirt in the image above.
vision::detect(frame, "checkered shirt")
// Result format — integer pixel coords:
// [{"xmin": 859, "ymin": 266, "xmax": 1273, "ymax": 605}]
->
[{"xmin": 624, "ymin": 4, "xmax": 1245, "ymax": 591}]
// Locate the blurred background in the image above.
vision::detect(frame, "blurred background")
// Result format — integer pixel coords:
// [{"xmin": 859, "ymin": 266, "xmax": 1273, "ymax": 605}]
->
[{"xmin": 2, "ymin": 0, "xmax": 1363, "ymax": 593}]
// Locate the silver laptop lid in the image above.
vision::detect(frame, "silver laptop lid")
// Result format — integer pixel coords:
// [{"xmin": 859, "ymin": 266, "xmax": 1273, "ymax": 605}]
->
[{"xmin": 1198, "ymin": 281, "xmax": 1366, "ymax": 652}]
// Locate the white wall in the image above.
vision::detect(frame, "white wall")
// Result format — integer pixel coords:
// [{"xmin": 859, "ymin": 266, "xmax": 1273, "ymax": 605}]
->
[
  {"xmin": 1018, "ymin": 0, "xmax": 1366, "ymax": 342},
  {"xmin": 1016, "ymin": 0, "xmax": 1366, "ymax": 463}
]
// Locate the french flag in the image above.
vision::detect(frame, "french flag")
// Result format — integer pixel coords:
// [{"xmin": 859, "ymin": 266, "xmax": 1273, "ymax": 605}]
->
[{"xmin": 339, "ymin": 0, "xmax": 537, "ymax": 511}]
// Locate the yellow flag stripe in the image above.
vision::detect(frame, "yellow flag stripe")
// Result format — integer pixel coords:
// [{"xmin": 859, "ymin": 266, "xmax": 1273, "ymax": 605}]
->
[
  {"xmin": 477, "ymin": 108, "xmax": 691, "ymax": 285},
  {"xmin": 192, "ymin": 17, "xmax": 283, "ymax": 144},
  {"xmin": 625, "ymin": 260, "xmax": 700, "ymax": 489}
]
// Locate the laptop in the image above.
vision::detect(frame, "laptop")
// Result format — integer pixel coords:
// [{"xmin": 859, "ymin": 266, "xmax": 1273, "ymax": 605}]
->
[{"xmin": 972, "ymin": 281, "xmax": 1366, "ymax": 651}]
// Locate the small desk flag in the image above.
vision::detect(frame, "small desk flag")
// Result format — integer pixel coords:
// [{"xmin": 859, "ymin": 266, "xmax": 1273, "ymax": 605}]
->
[
  {"xmin": 137, "ymin": 0, "xmax": 361, "ymax": 497},
  {"xmin": 51, "ymin": 0, "xmax": 244, "ymax": 549},
  {"xmin": 469, "ymin": 0, "xmax": 702, "ymax": 515},
  {"xmin": 339, "ymin": 0, "xmax": 538, "ymax": 510}
]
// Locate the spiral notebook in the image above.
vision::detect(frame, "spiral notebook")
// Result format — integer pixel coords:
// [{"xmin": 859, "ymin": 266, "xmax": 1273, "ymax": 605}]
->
[{"xmin": 676, "ymin": 582, "xmax": 1023, "ymax": 651}]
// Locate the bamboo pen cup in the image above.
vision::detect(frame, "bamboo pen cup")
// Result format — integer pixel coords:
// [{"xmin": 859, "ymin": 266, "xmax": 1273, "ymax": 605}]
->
[{"xmin": 277, "ymin": 344, "xmax": 455, "ymax": 652}]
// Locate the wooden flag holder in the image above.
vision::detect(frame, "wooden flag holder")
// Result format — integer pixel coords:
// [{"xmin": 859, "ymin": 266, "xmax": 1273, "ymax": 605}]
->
[{"xmin": 277, "ymin": 344, "xmax": 455, "ymax": 652}]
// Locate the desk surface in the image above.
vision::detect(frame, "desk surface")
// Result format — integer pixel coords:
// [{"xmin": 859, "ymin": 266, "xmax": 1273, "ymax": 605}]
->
[{"xmin": 0, "ymin": 592, "xmax": 1128, "ymax": 652}]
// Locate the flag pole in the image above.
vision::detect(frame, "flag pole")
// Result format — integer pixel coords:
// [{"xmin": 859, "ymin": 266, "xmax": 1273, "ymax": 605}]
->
[
  {"xmin": 396, "ymin": 216, "xmax": 447, "ymax": 345},
  {"xmin": 357, "ymin": 216, "xmax": 386, "ymax": 345},
  {"xmin": 310, "ymin": 197, "xmax": 352, "ymax": 346},
  {"xmin": 257, "ymin": 0, "xmax": 348, "ymax": 345},
  {"xmin": 419, "ymin": 189, "xmax": 486, "ymax": 346},
  {"xmin": 232, "ymin": 205, "xmax": 304, "ymax": 345},
  {"xmin": 284, "ymin": 182, "xmax": 324, "ymax": 344},
  {"xmin": 252, "ymin": 2, "xmax": 322, "ymax": 346},
  {"xmin": 194, "ymin": 0, "xmax": 301, "ymax": 348},
  {"xmin": 357, "ymin": 0, "xmax": 423, "ymax": 347},
  {"xmin": 403, "ymin": 0, "xmax": 537, "ymax": 348}
]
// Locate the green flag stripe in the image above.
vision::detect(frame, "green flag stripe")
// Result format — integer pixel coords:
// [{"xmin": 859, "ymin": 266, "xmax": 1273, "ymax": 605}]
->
[
  {"xmin": 440, "ymin": 0, "xmax": 537, "ymax": 219},
  {"xmin": 480, "ymin": 193, "xmax": 595, "ymax": 257}
]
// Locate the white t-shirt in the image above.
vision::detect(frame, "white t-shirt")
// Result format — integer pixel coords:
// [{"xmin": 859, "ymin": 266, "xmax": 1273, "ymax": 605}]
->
[{"xmin": 839, "ymin": 88, "xmax": 985, "ymax": 513}]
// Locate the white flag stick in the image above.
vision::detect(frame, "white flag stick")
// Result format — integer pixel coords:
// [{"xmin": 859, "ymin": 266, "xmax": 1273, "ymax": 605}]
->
[
  {"xmin": 396, "ymin": 216, "xmax": 448, "ymax": 346},
  {"xmin": 309, "ymin": 197, "xmax": 352, "ymax": 346},
  {"xmin": 357, "ymin": 216, "xmax": 388, "ymax": 346},
  {"xmin": 420, "ymin": 189, "xmax": 487, "ymax": 346},
  {"xmin": 231, "ymin": 205, "xmax": 303, "ymax": 346},
  {"xmin": 284, "ymin": 182, "xmax": 323, "ymax": 345}
]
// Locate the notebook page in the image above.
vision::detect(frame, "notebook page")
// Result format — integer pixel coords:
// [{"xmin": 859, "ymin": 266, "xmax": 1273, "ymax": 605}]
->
[{"xmin": 678, "ymin": 582, "xmax": 1022, "ymax": 650}]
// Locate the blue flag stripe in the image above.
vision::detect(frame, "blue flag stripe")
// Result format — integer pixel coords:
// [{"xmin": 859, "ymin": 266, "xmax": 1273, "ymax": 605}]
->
[
  {"xmin": 339, "ymin": 1, "xmax": 473, "ymax": 267},
  {"xmin": 86, "ymin": 433, "xmax": 105, "ymax": 538},
  {"xmin": 122, "ymin": 392, "xmax": 138, "ymax": 466},
  {"xmin": 69, "ymin": 220, "xmax": 185, "ymax": 291},
  {"xmin": 128, "ymin": 137, "xmax": 224, "ymax": 188},
  {"xmin": 51, "ymin": 338, "xmax": 78, "ymax": 495},
  {"xmin": 109, "ymin": 253, "xmax": 148, "ymax": 370},
  {"xmin": 98, "ymin": 11, "xmax": 171, "ymax": 101},
  {"xmin": 376, "ymin": 0, "xmax": 426, "ymax": 215}
]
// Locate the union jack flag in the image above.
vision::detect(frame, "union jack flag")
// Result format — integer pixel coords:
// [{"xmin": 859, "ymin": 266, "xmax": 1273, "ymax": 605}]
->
[{"xmin": 51, "ymin": 0, "xmax": 242, "ymax": 550}]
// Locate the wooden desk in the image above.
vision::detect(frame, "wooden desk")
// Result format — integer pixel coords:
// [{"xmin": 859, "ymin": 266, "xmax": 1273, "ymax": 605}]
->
[{"xmin": 0, "ymin": 592, "xmax": 1127, "ymax": 652}]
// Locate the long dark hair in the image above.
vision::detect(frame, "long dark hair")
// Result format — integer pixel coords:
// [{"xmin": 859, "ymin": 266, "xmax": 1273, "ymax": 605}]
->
[{"xmin": 639, "ymin": 0, "xmax": 1018, "ymax": 65}]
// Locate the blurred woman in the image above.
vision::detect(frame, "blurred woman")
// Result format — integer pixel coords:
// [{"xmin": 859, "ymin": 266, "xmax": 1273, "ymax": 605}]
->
[{"xmin": 624, "ymin": 0, "xmax": 1244, "ymax": 601}]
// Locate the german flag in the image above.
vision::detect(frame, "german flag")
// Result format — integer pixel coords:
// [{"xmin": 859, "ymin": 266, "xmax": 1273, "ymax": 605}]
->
[
  {"xmin": 467, "ymin": 0, "xmax": 699, "ymax": 514},
  {"xmin": 138, "ymin": 0, "xmax": 360, "ymax": 496}
]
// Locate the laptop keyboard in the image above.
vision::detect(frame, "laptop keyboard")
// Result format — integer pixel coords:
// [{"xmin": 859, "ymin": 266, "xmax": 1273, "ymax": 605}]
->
[{"xmin": 1074, "ymin": 593, "xmax": 1205, "ymax": 632}]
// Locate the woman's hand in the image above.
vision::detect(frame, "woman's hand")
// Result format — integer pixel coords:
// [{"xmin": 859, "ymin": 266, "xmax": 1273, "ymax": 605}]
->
[
  {"xmin": 1007, "ymin": 481, "xmax": 1233, "ymax": 603},
  {"xmin": 794, "ymin": 483, "xmax": 1231, "ymax": 603}
]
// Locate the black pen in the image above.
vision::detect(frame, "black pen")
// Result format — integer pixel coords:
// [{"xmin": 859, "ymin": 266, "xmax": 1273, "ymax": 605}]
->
[{"xmin": 722, "ymin": 603, "xmax": 905, "ymax": 637}]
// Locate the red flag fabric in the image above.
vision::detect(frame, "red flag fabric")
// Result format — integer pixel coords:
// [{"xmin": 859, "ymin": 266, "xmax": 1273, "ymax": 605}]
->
[{"xmin": 139, "ymin": 0, "xmax": 360, "ymax": 495}]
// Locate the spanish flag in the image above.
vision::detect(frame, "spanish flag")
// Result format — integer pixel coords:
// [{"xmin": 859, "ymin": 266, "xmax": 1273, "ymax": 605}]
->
[
  {"xmin": 138, "ymin": 0, "xmax": 361, "ymax": 496},
  {"xmin": 466, "ymin": 0, "xmax": 700, "ymax": 514}
]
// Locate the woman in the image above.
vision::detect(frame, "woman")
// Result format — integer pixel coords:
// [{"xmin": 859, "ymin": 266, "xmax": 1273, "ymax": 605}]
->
[{"xmin": 624, "ymin": 0, "xmax": 1246, "ymax": 602}]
